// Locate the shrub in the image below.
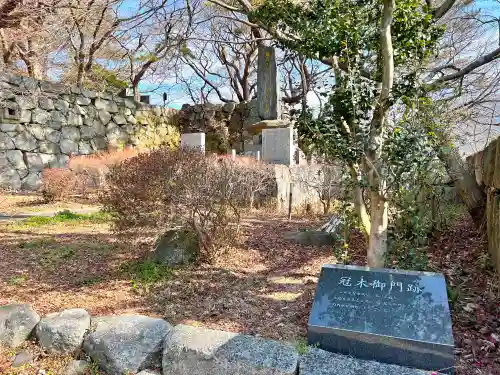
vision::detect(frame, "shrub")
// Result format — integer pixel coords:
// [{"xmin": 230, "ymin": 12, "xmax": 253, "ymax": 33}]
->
[
  {"xmin": 100, "ymin": 148, "xmax": 271, "ymax": 262},
  {"xmin": 41, "ymin": 148, "xmax": 139, "ymax": 202}
]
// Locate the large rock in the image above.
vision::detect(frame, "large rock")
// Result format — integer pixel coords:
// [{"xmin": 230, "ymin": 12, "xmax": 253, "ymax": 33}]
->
[
  {"xmin": 46, "ymin": 129, "xmax": 62, "ymax": 143},
  {"xmin": 0, "ymin": 123, "xmax": 19, "ymax": 132},
  {"xmin": 150, "ymin": 230, "xmax": 198, "ymax": 266},
  {"xmin": 54, "ymin": 99, "xmax": 70, "ymax": 114},
  {"xmin": 16, "ymin": 97, "xmax": 36, "ymax": 110},
  {"xmin": 32, "ymin": 108, "xmax": 51, "ymax": 124},
  {"xmin": 299, "ymin": 348, "xmax": 430, "ymax": 375},
  {"xmin": 162, "ymin": 325, "xmax": 299, "ymax": 375},
  {"xmin": 22, "ymin": 171, "xmax": 42, "ymax": 190},
  {"xmin": 113, "ymin": 114, "xmax": 127, "ymax": 125},
  {"xmin": 80, "ymin": 125, "xmax": 97, "ymax": 140},
  {"xmin": 0, "ymin": 132, "xmax": 15, "ymax": 149},
  {"xmin": 25, "ymin": 153, "xmax": 56, "ymax": 172},
  {"xmin": 19, "ymin": 110, "xmax": 32, "ymax": 123},
  {"xmin": 27, "ymin": 124, "xmax": 46, "ymax": 141},
  {"xmin": 63, "ymin": 360, "xmax": 90, "ymax": 375},
  {"xmin": 91, "ymin": 137, "xmax": 108, "ymax": 151},
  {"xmin": 62, "ymin": 127, "xmax": 81, "ymax": 142},
  {"xmin": 78, "ymin": 141, "xmax": 92, "ymax": 154},
  {"xmin": 67, "ymin": 112, "xmax": 83, "ymax": 126},
  {"xmin": 36, "ymin": 308, "xmax": 90, "ymax": 354},
  {"xmin": 95, "ymin": 98, "xmax": 118, "ymax": 113},
  {"xmin": 83, "ymin": 315, "xmax": 172, "ymax": 375},
  {"xmin": 0, "ymin": 304, "xmax": 40, "ymax": 347},
  {"xmin": 13, "ymin": 133, "xmax": 37, "ymax": 151},
  {"xmin": 39, "ymin": 97, "xmax": 55, "ymax": 110},
  {"xmin": 6, "ymin": 150, "xmax": 26, "ymax": 170},
  {"xmin": 39, "ymin": 141, "xmax": 60, "ymax": 154},
  {"xmin": 76, "ymin": 96, "xmax": 91, "ymax": 106},
  {"xmin": 61, "ymin": 139, "xmax": 79, "ymax": 154},
  {"xmin": 0, "ymin": 163, "xmax": 22, "ymax": 190},
  {"xmin": 50, "ymin": 111, "xmax": 67, "ymax": 128},
  {"xmin": 99, "ymin": 110, "xmax": 112, "ymax": 125}
]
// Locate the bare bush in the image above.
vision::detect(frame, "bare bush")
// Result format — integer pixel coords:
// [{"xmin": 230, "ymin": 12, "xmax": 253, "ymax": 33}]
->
[
  {"xmin": 100, "ymin": 148, "xmax": 272, "ymax": 262},
  {"xmin": 41, "ymin": 148, "xmax": 139, "ymax": 202}
]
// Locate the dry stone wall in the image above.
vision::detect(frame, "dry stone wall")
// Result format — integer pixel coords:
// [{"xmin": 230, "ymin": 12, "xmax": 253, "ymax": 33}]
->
[
  {"xmin": 466, "ymin": 138, "xmax": 500, "ymax": 273},
  {"xmin": 0, "ymin": 73, "xmax": 176, "ymax": 191}
]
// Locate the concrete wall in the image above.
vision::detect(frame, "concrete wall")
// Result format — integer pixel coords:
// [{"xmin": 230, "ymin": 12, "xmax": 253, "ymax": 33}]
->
[
  {"xmin": 0, "ymin": 73, "xmax": 177, "ymax": 190},
  {"xmin": 466, "ymin": 137, "xmax": 500, "ymax": 272}
]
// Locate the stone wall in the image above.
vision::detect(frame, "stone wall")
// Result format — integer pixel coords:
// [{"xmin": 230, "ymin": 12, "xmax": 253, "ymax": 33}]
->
[
  {"xmin": 0, "ymin": 303, "xmax": 433, "ymax": 375},
  {"xmin": 177, "ymin": 100, "xmax": 290, "ymax": 153},
  {"xmin": 0, "ymin": 73, "xmax": 177, "ymax": 190},
  {"xmin": 466, "ymin": 137, "xmax": 500, "ymax": 273}
]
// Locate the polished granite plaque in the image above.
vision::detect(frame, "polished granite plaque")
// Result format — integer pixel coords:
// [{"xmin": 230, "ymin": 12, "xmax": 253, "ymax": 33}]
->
[{"xmin": 308, "ymin": 264, "xmax": 454, "ymax": 374}]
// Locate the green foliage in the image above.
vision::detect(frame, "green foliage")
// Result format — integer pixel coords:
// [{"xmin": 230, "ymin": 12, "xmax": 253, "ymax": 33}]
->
[
  {"xmin": 294, "ymin": 338, "xmax": 319, "ymax": 355},
  {"xmin": 15, "ymin": 210, "xmax": 111, "ymax": 227},
  {"xmin": 92, "ymin": 65, "xmax": 128, "ymax": 90},
  {"xmin": 120, "ymin": 259, "xmax": 173, "ymax": 291},
  {"xmin": 8, "ymin": 275, "xmax": 27, "ymax": 285}
]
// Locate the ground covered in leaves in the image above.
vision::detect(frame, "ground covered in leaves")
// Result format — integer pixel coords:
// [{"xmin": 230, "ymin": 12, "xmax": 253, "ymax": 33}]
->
[{"xmin": 0, "ymin": 194, "xmax": 498, "ymax": 375}]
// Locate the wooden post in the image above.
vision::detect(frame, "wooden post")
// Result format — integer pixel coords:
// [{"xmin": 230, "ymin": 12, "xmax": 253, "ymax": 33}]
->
[
  {"xmin": 256, "ymin": 151, "xmax": 261, "ymax": 161},
  {"xmin": 288, "ymin": 182, "xmax": 293, "ymax": 221}
]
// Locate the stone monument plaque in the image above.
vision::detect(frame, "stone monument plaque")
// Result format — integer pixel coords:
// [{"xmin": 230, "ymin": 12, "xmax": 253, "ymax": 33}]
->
[
  {"xmin": 308, "ymin": 264, "xmax": 454, "ymax": 374},
  {"xmin": 257, "ymin": 45, "xmax": 281, "ymax": 120},
  {"xmin": 180, "ymin": 133, "xmax": 205, "ymax": 152},
  {"xmin": 261, "ymin": 127, "xmax": 294, "ymax": 165}
]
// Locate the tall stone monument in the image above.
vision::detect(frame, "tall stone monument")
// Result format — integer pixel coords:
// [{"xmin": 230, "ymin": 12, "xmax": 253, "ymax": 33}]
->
[
  {"xmin": 245, "ymin": 45, "xmax": 294, "ymax": 164},
  {"xmin": 257, "ymin": 46, "xmax": 281, "ymax": 120}
]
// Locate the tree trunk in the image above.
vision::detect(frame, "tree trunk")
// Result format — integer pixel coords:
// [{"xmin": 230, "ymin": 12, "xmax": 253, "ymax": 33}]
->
[
  {"xmin": 438, "ymin": 146, "xmax": 486, "ymax": 226},
  {"xmin": 367, "ymin": 192, "xmax": 388, "ymax": 267}
]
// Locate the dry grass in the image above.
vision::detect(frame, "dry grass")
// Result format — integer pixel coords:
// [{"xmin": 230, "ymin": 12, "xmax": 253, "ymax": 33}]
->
[{"xmin": 0, "ymin": 193, "xmax": 99, "ymax": 216}]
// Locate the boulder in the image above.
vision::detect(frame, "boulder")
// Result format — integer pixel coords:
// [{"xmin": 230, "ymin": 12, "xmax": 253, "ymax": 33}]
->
[
  {"xmin": 32, "ymin": 108, "xmax": 51, "ymax": 124},
  {"xmin": 39, "ymin": 97, "xmax": 55, "ymax": 111},
  {"xmin": 13, "ymin": 133, "xmax": 37, "ymax": 151},
  {"xmin": 19, "ymin": 109, "xmax": 32, "ymax": 123},
  {"xmin": 162, "ymin": 325, "xmax": 299, "ymax": 375},
  {"xmin": 80, "ymin": 125, "xmax": 97, "ymax": 140},
  {"xmin": 46, "ymin": 129, "xmax": 62, "ymax": 143},
  {"xmin": 91, "ymin": 137, "xmax": 108, "ymax": 151},
  {"xmin": 127, "ymin": 115, "xmax": 138, "ymax": 125},
  {"xmin": 99, "ymin": 110, "xmax": 112, "ymax": 125},
  {"xmin": 150, "ymin": 230, "xmax": 198, "ymax": 266},
  {"xmin": 36, "ymin": 308, "xmax": 90, "ymax": 354},
  {"xmin": 76, "ymin": 96, "xmax": 91, "ymax": 106},
  {"xmin": 11, "ymin": 350, "xmax": 33, "ymax": 368},
  {"xmin": 25, "ymin": 153, "xmax": 56, "ymax": 172},
  {"xmin": 67, "ymin": 112, "xmax": 83, "ymax": 126},
  {"xmin": 27, "ymin": 124, "xmax": 46, "ymax": 141},
  {"xmin": 0, "ymin": 164, "xmax": 22, "ymax": 190},
  {"xmin": 107, "ymin": 127, "xmax": 128, "ymax": 147},
  {"xmin": 50, "ymin": 111, "xmax": 67, "ymax": 128},
  {"xmin": 223, "ymin": 102, "xmax": 236, "ymax": 113},
  {"xmin": 299, "ymin": 348, "xmax": 430, "ymax": 375},
  {"xmin": 62, "ymin": 127, "xmax": 81, "ymax": 142},
  {"xmin": 95, "ymin": 98, "xmax": 118, "ymax": 113},
  {"xmin": 124, "ymin": 99, "xmax": 136, "ymax": 109},
  {"xmin": 78, "ymin": 141, "xmax": 92, "ymax": 155},
  {"xmin": 22, "ymin": 171, "xmax": 42, "ymax": 190},
  {"xmin": 54, "ymin": 99, "xmax": 70, "ymax": 114},
  {"xmin": 16, "ymin": 97, "xmax": 36, "ymax": 110},
  {"xmin": 61, "ymin": 139, "xmax": 79, "ymax": 154},
  {"xmin": 73, "ymin": 105, "xmax": 87, "ymax": 116},
  {"xmin": 6, "ymin": 150, "xmax": 26, "ymax": 170},
  {"xmin": 83, "ymin": 315, "xmax": 172, "ymax": 375},
  {"xmin": 113, "ymin": 114, "xmax": 127, "ymax": 125},
  {"xmin": 63, "ymin": 360, "xmax": 90, "ymax": 375},
  {"xmin": 82, "ymin": 89, "xmax": 97, "ymax": 99},
  {"xmin": 137, "ymin": 370, "xmax": 161, "ymax": 375},
  {"xmin": 0, "ymin": 132, "xmax": 15, "ymax": 149},
  {"xmin": 0, "ymin": 123, "xmax": 19, "ymax": 132},
  {"xmin": 39, "ymin": 141, "xmax": 60, "ymax": 154},
  {"xmin": 0, "ymin": 304, "xmax": 40, "ymax": 347}
]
